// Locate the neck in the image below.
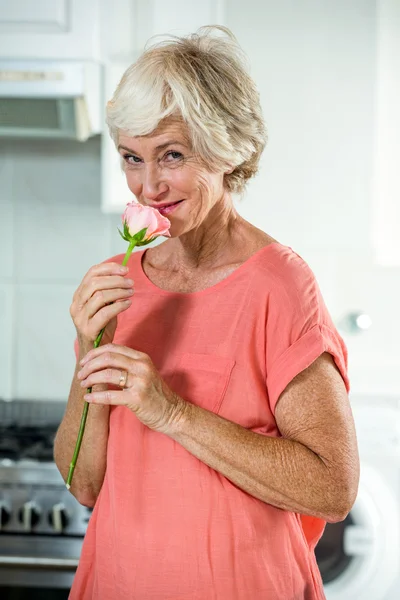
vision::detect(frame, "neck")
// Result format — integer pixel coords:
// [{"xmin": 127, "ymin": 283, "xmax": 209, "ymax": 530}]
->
[{"xmin": 166, "ymin": 195, "xmax": 245, "ymax": 271}]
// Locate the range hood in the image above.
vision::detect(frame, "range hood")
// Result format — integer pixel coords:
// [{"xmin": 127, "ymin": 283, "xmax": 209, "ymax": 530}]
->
[{"xmin": 0, "ymin": 60, "xmax": 103, "ymax": 141}]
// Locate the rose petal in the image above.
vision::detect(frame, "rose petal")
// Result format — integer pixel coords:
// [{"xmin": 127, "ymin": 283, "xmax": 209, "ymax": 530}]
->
[{"xmin": 122, "ymin": 202, "xmax": 171, "ymax": 240}]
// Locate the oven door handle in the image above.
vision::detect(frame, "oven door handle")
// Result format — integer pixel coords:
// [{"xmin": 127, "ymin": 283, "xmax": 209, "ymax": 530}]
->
[{"xmin": 0, "ymin": 555, "xmax": 79, "ymax": 569}]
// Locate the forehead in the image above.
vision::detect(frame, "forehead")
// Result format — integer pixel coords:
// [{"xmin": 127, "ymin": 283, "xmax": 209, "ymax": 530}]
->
[{"xmin": 118, "ymin": 119, "xmax": 190, "ymax": 148}]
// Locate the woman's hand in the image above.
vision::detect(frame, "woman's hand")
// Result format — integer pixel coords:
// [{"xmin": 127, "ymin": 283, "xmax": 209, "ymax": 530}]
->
[
  {"xmin": 70, "ymin": 263, "xmax": 135, "ymax": 353},
  {"xmin": 76, "ymin": 343, "xmax": 187, "ymax": 434}
]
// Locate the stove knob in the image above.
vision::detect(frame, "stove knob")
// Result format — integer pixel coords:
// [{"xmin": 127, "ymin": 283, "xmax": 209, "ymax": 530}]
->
[
  {"xmin": 18, "ymin": 501, "xmax": 41, "ymax": 531},
  {"xmin": 0, "ymin": 502, "xmax": 11, "ymax": 530},
  {"xmin": 48, "ymin": 503, "xmax": 69, "ymax": 533}
]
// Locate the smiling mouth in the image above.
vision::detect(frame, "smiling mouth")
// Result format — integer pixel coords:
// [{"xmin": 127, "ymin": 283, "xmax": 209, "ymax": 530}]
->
[
  {"xmin": 157, "ymin": 200, "xmax": 183, "ymax": 209},
  {"xmin": 156, "ymin": 200, "xmax": 184, "ymax": 215}
]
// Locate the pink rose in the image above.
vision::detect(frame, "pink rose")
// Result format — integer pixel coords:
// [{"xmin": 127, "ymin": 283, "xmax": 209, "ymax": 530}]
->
[{"xmin": 122, "ymin": 201, "xmax": 171, "ymax": 243}]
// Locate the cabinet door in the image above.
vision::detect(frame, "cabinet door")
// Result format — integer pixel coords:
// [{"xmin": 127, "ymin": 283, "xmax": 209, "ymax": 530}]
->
[{"xmin": 0, "ymin": 0, "xmax": 101, "ymax": 60}]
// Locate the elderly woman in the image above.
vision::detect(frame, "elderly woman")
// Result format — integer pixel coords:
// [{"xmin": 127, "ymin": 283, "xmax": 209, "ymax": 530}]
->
[{"xmin": 54, "ymin": 26, "xmax": 359, "ymax": 600}]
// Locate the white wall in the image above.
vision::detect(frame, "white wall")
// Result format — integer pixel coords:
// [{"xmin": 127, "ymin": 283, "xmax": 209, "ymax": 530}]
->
[
  {"xmin": 227, "ymin": 0, "xmax": 399, "ymax": 396},
  {"xmin": 228, "ymin": 0, "xmax": 375, "ymax": 252}
]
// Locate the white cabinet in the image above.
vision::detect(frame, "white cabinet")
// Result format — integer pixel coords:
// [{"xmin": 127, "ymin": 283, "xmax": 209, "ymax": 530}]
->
[
  {"xmin": 100, "ymin": 0, "xmax": 226, "ymax": 213},
  {"xmin": 0, "ymin": 0, "xmax": 101, "ymax": 60}
]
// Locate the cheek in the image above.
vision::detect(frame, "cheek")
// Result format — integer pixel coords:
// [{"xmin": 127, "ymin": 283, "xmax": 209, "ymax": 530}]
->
[
  {"xmin": 125, "ymin": 170, "xmax": 141, "ymax": 194},
  {"xmin": 196, "ymin": 172, "xmax": 221, "ymax": 201},
  {"xmin": 182, "ymin": 165, "xmax": 214, "ymax": 196},
  {"xmin": 168, "ymin": 169, "xmax": 195, "ymax": 193}
]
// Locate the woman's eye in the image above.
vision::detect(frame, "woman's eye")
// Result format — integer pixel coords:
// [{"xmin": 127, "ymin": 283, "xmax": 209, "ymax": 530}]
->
[
  {"xmin": 164, "ymin": 151, "xmax": 183, "ymax": 162},
  {"xmin": 123, "ymin": 154, "xmax": 142, "ymax": 165}
]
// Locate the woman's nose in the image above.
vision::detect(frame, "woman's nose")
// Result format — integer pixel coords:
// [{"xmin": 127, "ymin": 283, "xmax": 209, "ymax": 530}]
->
[{"xmin": 142, "ymin": 162, "xmax": 168, "ymax": 200}]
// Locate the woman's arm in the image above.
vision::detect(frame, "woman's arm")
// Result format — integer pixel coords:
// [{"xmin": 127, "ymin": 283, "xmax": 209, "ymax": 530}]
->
[
  {"xmin": 168, "ymin": 352, "xmax": 360, "ymax": 523},
  {"xmin": 54, "ymin": 260, "xmax": 133, "ymax": 506},
  {"xmin": 54, "ymin": 343, "xmax": 110, "ymax": 507}
]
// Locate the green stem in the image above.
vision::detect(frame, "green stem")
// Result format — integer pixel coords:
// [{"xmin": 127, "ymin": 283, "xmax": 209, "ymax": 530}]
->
[{"xmin": 66, "ymin": 240, "xmax": 137, "ymax": 489}]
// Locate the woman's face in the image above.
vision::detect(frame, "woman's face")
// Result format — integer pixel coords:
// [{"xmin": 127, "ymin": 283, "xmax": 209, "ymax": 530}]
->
[{"xmin": 117, "ymin": 120, "xmax": 228, "ymax": 236}]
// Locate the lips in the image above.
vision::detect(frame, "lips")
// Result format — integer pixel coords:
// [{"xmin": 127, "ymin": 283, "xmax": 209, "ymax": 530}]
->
[
  {"xmin": 153, "ymin": 200, "xmax": 183, "ymax": 209},
  {"xmin": 157, "ymin": 200, "xmax": 184, "ymax": 216}
]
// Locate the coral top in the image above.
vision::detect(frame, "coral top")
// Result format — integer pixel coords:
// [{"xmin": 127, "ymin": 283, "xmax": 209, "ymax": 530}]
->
[{"xmin": 69, "ymin": 242, "xmax": 350, "ymax": 600}]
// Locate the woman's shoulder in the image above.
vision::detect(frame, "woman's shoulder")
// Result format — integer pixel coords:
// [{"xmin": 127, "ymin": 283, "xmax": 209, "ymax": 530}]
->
[
  {"xmin": 255, "ymin": 239, "xmax": 316, "ymax": 280},
  {"xmin": 251, "ymin": 241, "xmax": 323, "ymax": 309}
]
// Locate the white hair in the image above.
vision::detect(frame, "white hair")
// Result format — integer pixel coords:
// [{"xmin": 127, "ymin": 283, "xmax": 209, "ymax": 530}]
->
[{"xmin": 106, "ymin": 26, "xmax": 267, "ymax": 193}]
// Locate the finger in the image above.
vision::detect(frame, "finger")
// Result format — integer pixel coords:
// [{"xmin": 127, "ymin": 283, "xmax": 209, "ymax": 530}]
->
[
  {"xmin": 73, "ymin": 262, "xmax": 129, "ymax": 302},
  {"xmin": 81, "ymin": 262, "xmax": 129, "ymax": 288},
  {"xmin": 84, "ymin": 301, "xmax": 132, "ymax": 340},
  {"xmin": 79, "ymin": 366, "xmax": 132, "ymax": 390},
  {"xmin": 80, "ymin": 343, "xmax": 147, "ymax": 366},
  {"xmin": 77, "ymin": 351, "xmax": 134, "ymax": 382},
  {"xmin": 85, "ymin": 286, "xmax": 134, "ymax": 319},
  {"xmin": 78, "ymin": 274, "xmax": 134, "ymax": 308},
  {"xmin": 83, "ymin": 389, "xmax": 129, "ymax": 406}
]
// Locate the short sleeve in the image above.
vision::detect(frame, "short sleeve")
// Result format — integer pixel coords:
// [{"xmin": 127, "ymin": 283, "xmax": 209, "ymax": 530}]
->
[{"xmin": 265, "ymin": 249, "xmax": 350, "ymax": 414}]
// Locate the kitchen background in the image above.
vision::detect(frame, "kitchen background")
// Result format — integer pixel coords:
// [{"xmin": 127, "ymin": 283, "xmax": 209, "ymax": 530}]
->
[
  {"xmin": 0, "ymin": 0, "xmax": 399, "ymax": 599},
  {"xmin": 0, "ymin": 0, "xmax": 398, "ymax": 400}
]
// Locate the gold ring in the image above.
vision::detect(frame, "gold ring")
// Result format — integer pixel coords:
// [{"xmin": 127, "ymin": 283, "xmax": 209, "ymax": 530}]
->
[{"xmin": 118, "ymin": 370, "xmax": 128, "ymax": 388}]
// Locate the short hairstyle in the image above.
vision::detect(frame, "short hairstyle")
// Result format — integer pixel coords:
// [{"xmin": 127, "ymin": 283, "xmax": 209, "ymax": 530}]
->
[{"xmin": 106, "ymin": 26, "xmax": 267, "ymax": 194}]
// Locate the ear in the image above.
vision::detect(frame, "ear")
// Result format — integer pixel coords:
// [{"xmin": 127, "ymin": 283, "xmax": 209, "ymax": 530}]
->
[{"xmin": 225, "ymin": 165, "xmax": 234, "ymax": 175}]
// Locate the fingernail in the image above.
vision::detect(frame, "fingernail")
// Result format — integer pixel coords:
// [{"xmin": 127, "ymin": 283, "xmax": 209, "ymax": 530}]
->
[{"xmin": 120, "ymin": 266, "xmax": 129, "ymax": 272}]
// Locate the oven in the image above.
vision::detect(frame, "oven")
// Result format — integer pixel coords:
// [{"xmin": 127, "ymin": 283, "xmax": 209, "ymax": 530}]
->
[
  {"xmin": 0, "ymin": 400, "xmax": 90, "ymax": 598},
  {"xmin": 0, "ymin": 536, "xmax": 81, "ymax": 598}
]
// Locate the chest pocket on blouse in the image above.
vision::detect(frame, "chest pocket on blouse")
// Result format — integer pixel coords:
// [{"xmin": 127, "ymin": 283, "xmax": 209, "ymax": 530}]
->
[{"xmin": 169, "ymin": 353, "xmax": 236, "ymax": 413}]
